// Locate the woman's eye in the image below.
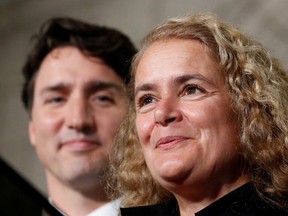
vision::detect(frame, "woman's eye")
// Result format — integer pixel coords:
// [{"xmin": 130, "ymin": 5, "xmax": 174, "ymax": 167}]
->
[
  {"xmin": 136, "ymin": 94, "xmax": 155, "ymax": 108},
  {"xmin": 183, "ymin": 84, "xmax": 206, "ymax": 96}
]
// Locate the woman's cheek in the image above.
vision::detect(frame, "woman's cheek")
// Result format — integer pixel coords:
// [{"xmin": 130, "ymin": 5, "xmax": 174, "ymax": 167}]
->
[{"xmin": 136, "ymin": 114, "xmax": 153, "ymax": 145}]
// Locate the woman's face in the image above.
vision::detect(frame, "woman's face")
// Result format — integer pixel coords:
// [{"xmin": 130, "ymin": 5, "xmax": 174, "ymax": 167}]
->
[{"xmin": 134, "ymin": 39, "xmax": 244, "ymax": 194}]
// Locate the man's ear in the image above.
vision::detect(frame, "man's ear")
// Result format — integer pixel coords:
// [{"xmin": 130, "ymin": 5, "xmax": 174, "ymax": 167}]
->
[{"xmin": 28, "ymin": 121, "xmax": 37, "ymax": 147}]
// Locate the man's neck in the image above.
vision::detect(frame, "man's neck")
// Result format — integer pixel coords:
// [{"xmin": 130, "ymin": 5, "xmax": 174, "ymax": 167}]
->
[{"xmin": 47, "ymin": 174, "xmax": 109, "ymax": 216}]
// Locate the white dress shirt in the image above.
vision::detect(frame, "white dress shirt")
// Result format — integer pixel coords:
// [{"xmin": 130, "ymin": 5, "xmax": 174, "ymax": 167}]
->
[
  {"xmin": 49, "ymin": 197, "xmax": 121, "ymax": 216},
  {"xmin": 87, "ymin": 199, "xmax": 120, "ymax": 216}
]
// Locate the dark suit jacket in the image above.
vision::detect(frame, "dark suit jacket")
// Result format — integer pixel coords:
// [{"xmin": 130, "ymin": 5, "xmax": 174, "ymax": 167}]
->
[{"xmin": 121, "ymin": 183, "xmax": 287, "ymax": 216}]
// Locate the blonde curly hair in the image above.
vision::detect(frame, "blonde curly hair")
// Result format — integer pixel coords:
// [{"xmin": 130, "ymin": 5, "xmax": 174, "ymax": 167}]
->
[{"xmin": 108, "ymin": 12, "xmax": 288, "ymax": 209}]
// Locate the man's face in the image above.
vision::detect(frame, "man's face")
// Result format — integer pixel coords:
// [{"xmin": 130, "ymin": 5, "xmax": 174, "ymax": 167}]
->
[{"xmin": 29, "ymin": 46, "xmax": 128, "ymax": 188}]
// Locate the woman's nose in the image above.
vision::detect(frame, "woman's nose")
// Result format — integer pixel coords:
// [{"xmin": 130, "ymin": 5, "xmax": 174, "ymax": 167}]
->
[{"xmin": 154, "ymin": 99, "xmax": 182, "ymax": 126}]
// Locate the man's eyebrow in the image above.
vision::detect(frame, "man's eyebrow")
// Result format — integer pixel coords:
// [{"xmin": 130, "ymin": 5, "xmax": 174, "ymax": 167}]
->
[
  {"xmin": 86, "ymin": 81, "xmax": 124, "ymax": 93},
  {"xmin": 39, "ymin": 81, "xmax": 124, "ymax": 96},
  {"xmin": 39, "ymin": 83, "xmax": 68, "ymax": 96}
]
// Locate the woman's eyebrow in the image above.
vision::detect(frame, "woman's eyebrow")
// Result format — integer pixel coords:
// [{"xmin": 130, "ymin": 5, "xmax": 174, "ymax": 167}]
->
[
  {"xmin": 174, "ymin": 74, "xmax": 214, "ymax": 86},
  {"xmin": 134, "ymin": 83, "xmax": 157, "ymax": 97},
  {"xmin": 134, "ymin": 73, "xmax": 216, "ymax": 96}
]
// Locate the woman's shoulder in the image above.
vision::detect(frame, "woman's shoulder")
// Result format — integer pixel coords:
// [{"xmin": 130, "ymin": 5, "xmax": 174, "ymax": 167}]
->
[
  {"xmin": 196, "ymin": 182, "xmax": 287, "ymax": 216},
  {"xmin": 120, "ymin": 199, "xmax": 179, "ymax": 216}
]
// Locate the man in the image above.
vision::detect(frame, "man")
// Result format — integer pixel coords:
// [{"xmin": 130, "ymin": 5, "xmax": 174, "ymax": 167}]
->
[{"xmin": 21, "ymin": 17, "xmax": 137, "ymax": 216}]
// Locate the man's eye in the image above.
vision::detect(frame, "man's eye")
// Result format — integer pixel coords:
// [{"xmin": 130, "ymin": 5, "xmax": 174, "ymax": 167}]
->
[
  {"xmin": 48, "ymin": 97, "xmax": 65, "ymax": 104},
  {"xmin": 92, "ymin": 93, "xmax": 116, "ymax": 107},
  {"xmin": 97, "ymin": 95, "xmax": 113, "ymax": 103}
]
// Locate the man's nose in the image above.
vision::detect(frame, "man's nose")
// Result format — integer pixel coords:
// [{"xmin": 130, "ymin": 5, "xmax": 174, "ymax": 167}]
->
[
  {"xmin": 66, "ymin": 97, "xmax": 95, "ymax": 133},
  {"xmin": 154, "ymin": 99, "xmax": 182, "ymax": 126}
]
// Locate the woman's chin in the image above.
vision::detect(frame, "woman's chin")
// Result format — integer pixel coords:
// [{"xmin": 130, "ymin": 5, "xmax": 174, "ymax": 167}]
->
[{"xmin": 153, "ymin": 164, "xmax": 192, "ymax": 187}]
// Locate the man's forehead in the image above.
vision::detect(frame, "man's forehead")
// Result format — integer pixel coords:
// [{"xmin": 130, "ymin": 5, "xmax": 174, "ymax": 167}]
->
[{"xmin": 46, "ymin": 46, "xmax": 109, "ymax": 70}]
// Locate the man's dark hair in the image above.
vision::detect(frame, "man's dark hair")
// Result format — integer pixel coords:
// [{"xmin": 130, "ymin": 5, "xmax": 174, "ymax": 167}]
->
[{"xmin": 21, "ymin": 17, "xmax": 137, "ymax": 113}]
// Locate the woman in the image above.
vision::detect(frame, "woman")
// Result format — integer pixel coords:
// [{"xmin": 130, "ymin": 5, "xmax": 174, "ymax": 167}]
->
[{"xmin": 109, "ymin": 13, "xmax": 288, "ymax": 215}]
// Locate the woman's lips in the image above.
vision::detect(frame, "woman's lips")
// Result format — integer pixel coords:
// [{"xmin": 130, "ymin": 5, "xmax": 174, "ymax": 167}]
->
[{"xmin": 156, "ymin": 136, "xmax": 188, "ymax": 149}]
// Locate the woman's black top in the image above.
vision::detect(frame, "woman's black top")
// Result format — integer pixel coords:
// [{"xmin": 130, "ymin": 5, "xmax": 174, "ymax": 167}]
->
[{"xmin": 120, "ymin": 182, "xmax": 287, "ymax": 216}]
